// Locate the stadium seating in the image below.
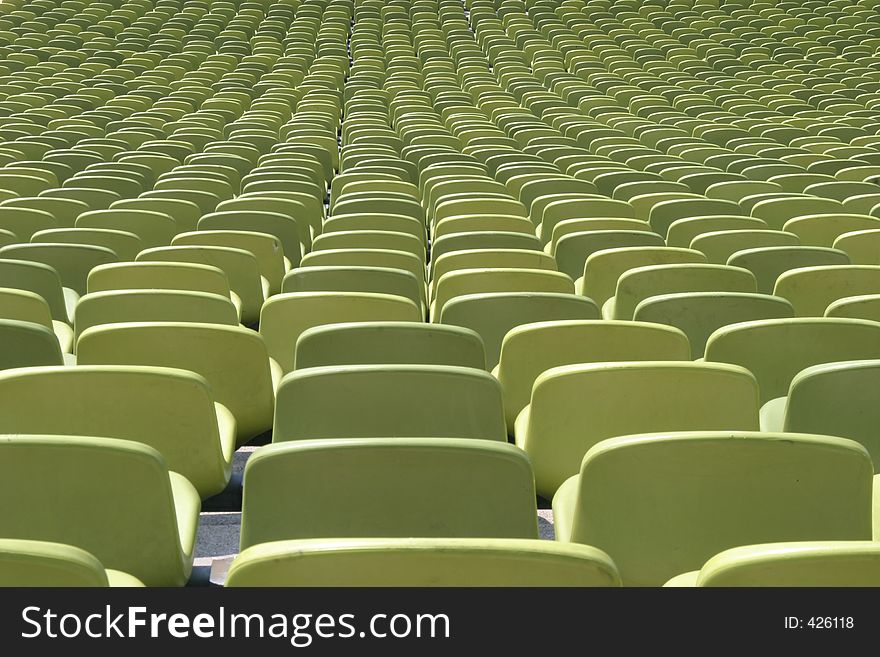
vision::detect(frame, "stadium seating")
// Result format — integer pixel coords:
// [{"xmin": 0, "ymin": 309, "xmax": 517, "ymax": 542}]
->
[{"xmin": 3, "ymin": 0, "xmax": 880, "ymax": 588}]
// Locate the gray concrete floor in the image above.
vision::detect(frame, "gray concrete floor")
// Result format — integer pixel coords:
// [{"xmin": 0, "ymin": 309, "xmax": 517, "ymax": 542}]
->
[{"xmin": 195, "ymin": 446, "xmax": 557, "ymax": 569}]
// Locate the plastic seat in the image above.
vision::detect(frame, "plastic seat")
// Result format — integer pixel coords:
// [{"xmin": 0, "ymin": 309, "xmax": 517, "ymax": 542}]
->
[
  {"xmin": 199, "ymin": 210, "xmax": 304, "ymax": 263},
  {"xmin": 515, "ymin": 362, "xmax": 760, "ymax": 499},
  {"xmin": 73, "ymin": 289, "xmax": 239, "ymax": 339},
  {"xmin": 274, "ymin": 364, "xmax": 505, "ymax": 443},
  {"xmin": 432, "ymin": 268, "xmax": 574, "ymax": 320},
  {"xmin": 86, "ymin": 261, "xmax": 239, "ymax": 314},
  {"xmin": 260, "ymin": 292, "xmax": 422, "ymax": 374},
  {"xmin": 0, "ymin": 206, "xmax": 57, "ymax": 240},
  {"xmin": 76, "ymin": 322, "xmax": 276, "ymax": 443},
  {"xmin": 750, "ymin": 196, "xmax": 845, "ymax": 229},
  {"xmin": 496, "ymin": 321, "xmax": 690, "ymax": 434},
  {"xmin": 666, "ymin": 216, "xmax": 766, "ymax": 248},
  {"xmin": 0, "ymin": 539, "xmax": 143, "ymax": 587},
  {"xmin": 239, "ymin": 438, "xmax": 539, "ymax": 549},
  {"xmin": 825, "ymin": 294, "xmax": 880, "ymax": 322},
  {"xmin": 431, "ymin": 231, "xmax": 542, "ymax": 264},
  {"xmin": 634, "ymin": 292, "xmax": 796, "ymax": 357},
  {"xmin": 648, "ymin": 198, "xmax": 743, "ymax": 236},
  {"xmin": 553, "ymin": 431, "xmax": 874, "ymax": 586},
  {"xmin": 783, "ymin": 213, "xmax": 880, "ymax": 247},
  {"xmin": 137, "ymin": 246, "xmax": 264, "ymax": 324},
  {"xmin": 226, "ymin": 538, "xmax": 620, "ymax": 587},
  {"xmin": 0, "ymin": 366, "xmax": 234, "ymax": 499},
  {"xmin": 728, "ymin": 246, "xmax": 851, "ymax": 293},
  {"xmin": 31, "ymin": 227, "xmax": 143, "ymax": 261},
  {"xmin": 1, "ymin": 196, "xmax": 89, "ymax": 228},
  {"xmin": 774, "ymin": 266, "xmax": 880, "ymax": 316},
  {"xmin": 0, "ymin": 318, "xmax": 65, "ymax": 370},
  {"xmin": 554, "ymin": 230, "xmax": 665, "ymax": 280},
  {"xmin": 172, "ymin": 230, "xmax": 288, "ymax": 295},
  {"xmin": 537, "ymin": 197, "xmax": 635, "ymax": 244},
  {"xmin": 0, "ymin": 243, "xmax": 117, "ymax": 295},
  {"xmin": 76, "ymin": 209, "xmax": 177, "ymax": 249},
  {"xmin": 294, "ymin": 322, "xmax": 485, "ymax": 370},
  {"xmin": 834, "ymin": 229, "xmax": 880, "ymax": 265},
  {"xmin": 439, "ymin": 292, "xmax": 600, "ymax": 370},
  {"xmin": 0, "ymin": 258, "xmax": 73, "ymax": 322},
  {"xmin": 705, "ymin": 318, "xmax": 880, "ymax": 402},
  {"xmin": 605, "ymin": 263, "xmax": 757, "ymax": 320},
  {"xmin": 760, "ymin": 357, "xmax": 880, "ymax": 468},
  {"xmin": 577, "ymin": 246, "xmax": 708, "ymax": 304},
  {"xmin": 301, "ymin": 249, "xmax": 425, "ymax": 286},
  {"xmin": 691, "ymin": 229, "xmax": 800, "ymax": 264},
  {"xmin": 0, "ymin": 435, "xmax": 199, "ymax": 586},
  {"xmin": 312, "ymin": 229, "xmax": 425, "ymax": 258},
  {"xmin": 112, "ymin": 198, "xmax": 201, "ymax": 232},
  {"xmin": 665, "ymin": 541, "xmax": 880, "ymax": 587}
]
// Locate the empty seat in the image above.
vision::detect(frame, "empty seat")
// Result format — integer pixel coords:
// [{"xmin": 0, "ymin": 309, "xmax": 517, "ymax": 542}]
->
[
  {"xmin": 76, "ymin": 323, "xmax": 276, "ymax": 443},
  {"xmin": 0, "ymin": 319, "xmax": 65, "ymax": 370},
  {"xmin": 282, "ymin": 266, "xmax": 424, "ymax": 314},
  {"xmin": 826, "ymin": 295, "xmax": 880, "ymax": 321},
  {"xmin": 691, "ymin": 229, "xmax": 800, "ymax": 264},
  {"xmin": 0, "ymin": 435, "xmax": 200, "ymax": 586},
  {"xmin": 0, "ymin": 539, "xmax": 143, "ymax": 587},
  {"xmin": 274, "ymin": 365, "xmax": 505, "ymax": 443},
  {"xmin": 633, "ymin": 293, "xmax": 795, "ymax": 357},
  {"xmin": 728, "ymin": 246, "xmax": 851, "ymax": 294},
  {"xmin": 0, "ymin": 366, "xmax": 234, "ymax": 499},
  {"xmin": 554, "ymin": 230, "xmax": 665, "ymax": 281},
  {"xmin": 0, "ymin": 287, "xmax": 73, "ymax": 353},
  {"xmin": 432, "ymin": 268, "xmax": 574, "ymax": 319},
  {"xmin": 0, "ymin": 243, "xmax": 117, "ymax": 295},
  {"xmin": 137, "ymin": 246, "xmax": 264, "ymax": 324},
  {"xmin": 516, "ymin": 362, "xmax": 760, "ymax": 498},
  {"xmin": 226, "ymin": 538, "xmax": 620, "ymax": 587},
  {"xmin": 74, "ymin": 290, "xmax": 239, "ymax": 339},
  {"xmin": 605, "ymin": 263, "xmax": 757, "ymax": 320},
  {"xmin": 774, "ymin": 266, "xmax": 880, "ymax": 316},
  {"xmin": 239, "ymin": 438, "xmax": 539, "ymax": 549},
  {"xmin": 761, "ymin": 360, "xmax": 880, "ymax": 469},
  {"xmin": 666, "ymin": 542, "xmax": 880, "ymax": 587},
  {"xmin": 577, "ymin": 247, "xmax": 707, "ymax": 304},
  {"xmin": 705, "ymin": 318, "xmax": 880, "ymax": 402},
  {"xmin": 294, "ymin": 322, "xmax": 485, "ymax": 370},
  {"xmin": 439, "ymin": 292, "xmax": 600, "ymax": 370},
  {"xmin": 496, "ymin": 321, "xmax": 690, "ymax": 432},
  {"xmin": 260, "ymin": 292, "xmax": 422, "ymax": 374},
  {"xmin": 553, "ymin": 431, "xmax": 874, "ymax": 586},
  {"xmin": 784, "ymin": 214, "xmax": 880, "ymax": 247}
]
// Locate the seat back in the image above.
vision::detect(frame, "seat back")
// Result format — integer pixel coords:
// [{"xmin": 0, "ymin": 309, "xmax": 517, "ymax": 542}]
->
[
  {"xmin": 521, "ymin": 362, "xmax": 760, "ymax": 498},
  {"xmin": 439, "ymin": 292, "xmax": 601, "ymax": 369},
  {"xmin": 294, "ymin": 322, "xmax": 485, "ymax": 370},
  {"xmin": 226, "ymin": 538, "xmax": 621, "ymax": 587},
  {"xmin": 274, "ymin": 365, "xmax": 505, "ymax": 442},
  {"xmin": 497, "ymin": 320, "xmax": 690, "ymax": 432},
  {"xmin": 784, "ymin": 360, "xmax": 880, "ymax": 468},
  {"xmin": 260, "ymin": 292, "xmax": 422, "ymax": 373},
  {"xmin": 567, "ymin": 432, "xmax": 873, "ymax": 586},
  {"xmin": 76, "ymin": 322, "xmax": 274, "ymax": 441},
  {"xmin": 685, "ymin": 542, "xmax": 880, "ymax": 587},
  {"xmin": 728, "ymin": 246, "xmax": 851, "ymax": 294},
  {"xmin": 634, "ymin": 293, "xmax": 794, "ymax": 357},
  {"xmin": 239, "ymin": 438, "xmax": 539, "ymax": 548},
  {"xmin": 0, "ymin": 435, "xmax": 194, "ymax": 586},
  {"xmin": 774, "ymin": 266, "xmax": 880, "ymax": 316},
  {"xmin": 610, "ymin": 264, "xmax": 757, "ymax": 320},
  {"xmin": 705, "ymin": 318, "xmax": 880, "ymax": 402},
  {"xmin": 0, "ymin": 365, "xmax": 232, "ymax": 498}
]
